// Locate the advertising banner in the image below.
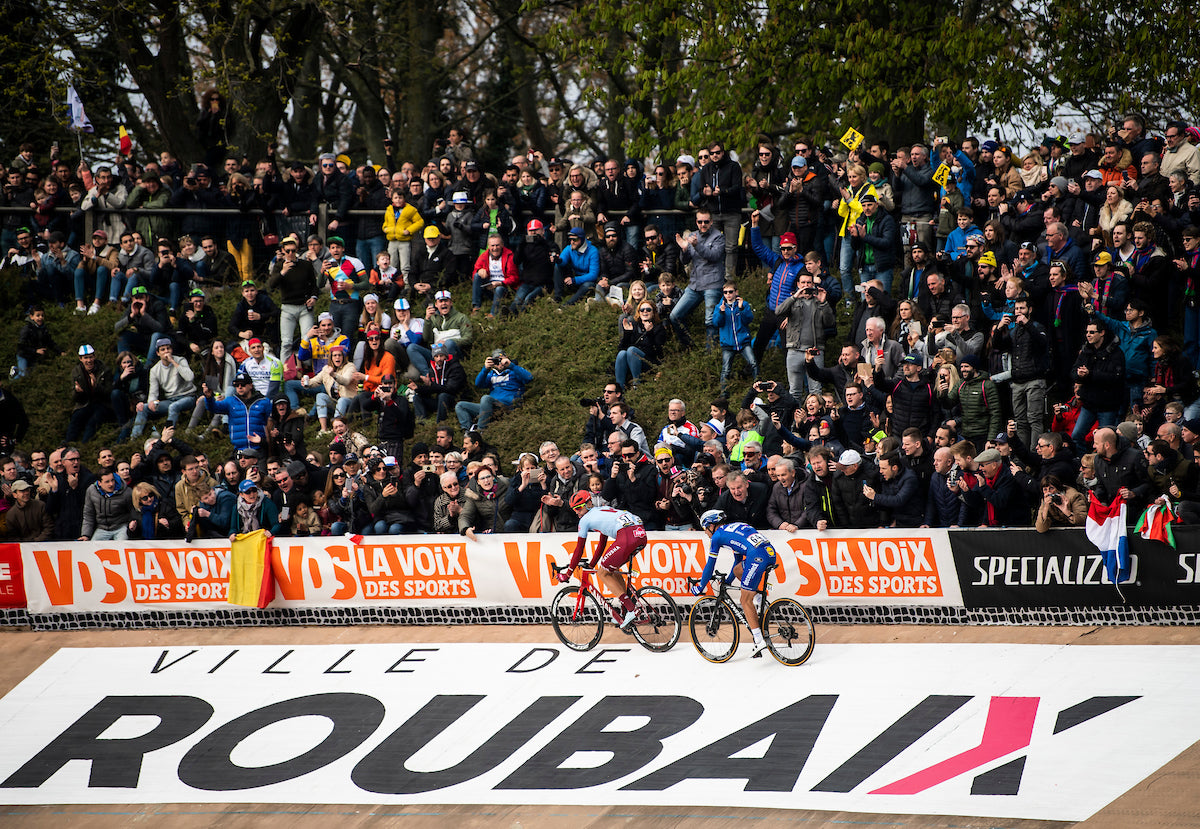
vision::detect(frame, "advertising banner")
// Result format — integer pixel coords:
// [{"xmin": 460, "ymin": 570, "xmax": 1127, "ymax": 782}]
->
[
  {"xmin": 950, "ymin": 527, "xmax": 1200, "ymax": 608},
  {"xmin": 0, "ymin": 543, "xmax": 25, "ymax": 609},
  {"xmin": 1, "ymin": 643, "xmax": 1197, "ymax": 822},
  {"xmin": 20, "ymin": 529, "xmax": 961, "ymax": 614}
]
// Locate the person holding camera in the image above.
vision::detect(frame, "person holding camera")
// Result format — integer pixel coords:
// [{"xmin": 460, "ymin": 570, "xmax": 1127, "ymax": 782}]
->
[
  {"xmin": 776, "ymin": 267, "xmax": 834, "ymax": 397},
  {"xmin": 711, "ymin": 281, "xmax": 757, "ymax": 394},
  {"xmin": 455, "ymin": 349, "xmax": 532, "ymax": 433},
  {"xmin": 131, "ymin": 338, "xmax": 196, "ymax": 438},
  {"xmin": 1034, "ymin": 474, "xmax": 1087, "ymax": 532}
]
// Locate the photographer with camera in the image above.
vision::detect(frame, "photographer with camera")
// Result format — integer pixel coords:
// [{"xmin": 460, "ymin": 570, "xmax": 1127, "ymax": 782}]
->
[
  {"xmin": 115, "ymin": 285, "xmax": 172, "ymax": 360},
  {"xmin": 1034, "ymin": 474, "xmax": 1087, "ymax": 532},
  {"xmin": 776, "ymin": 266, "xmax": 834, "ymax": 397},
  {"xmin": 455, "ymin": 348, "xmax": 531, "ymax": 434}
]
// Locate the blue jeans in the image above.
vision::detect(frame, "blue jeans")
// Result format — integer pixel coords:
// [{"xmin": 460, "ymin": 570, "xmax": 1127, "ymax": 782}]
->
[
  {"xmin": 615, "ymin": 346, "xmax": 647, "ymax": 388},
  {"xmin": 370, "ymin": 519, "xmax": 404, "ymax": 535},
  {"xmin": 456, "ymin": 395, "xmax": 503, "ymax": 432},
  {"xmin": 512, "ymin": 284, "xmax": 544, "ymax": 311},
  {"xmin": 555, "ymin": 267, "xmax": 592, "ymax": 305},
  {"xmin": 669, "ymin": 286, "xmax": 721, "ymax": 346},
  {"xmin": 75, "ymin": 266, "xmax": 106, "ymax": 304},
  {"xmin": 132, "ymin": 394, "xmax": 197, "ymax": 437},
  {"xmin": 838, "ymin": 235, "xmax": 855, "ymax": 296},
  {"xmin": 471, "ymin": 276, "xmax": 507, "ymax": 314},
  {"xmin": 721, "ymin": 345, "xmax": 758, "ymax": 386},
  {"xmin": 407, "ymin": 343, "xmax": 433, "ymax": 376},
  {"xmin": 414, "ymin": 392, "xmax": 456, "ymax": 421},
  {"xmin": 357, "ymin": 237, "xmax": 387, "ymax": 271},
  {"xmin": 1071, "ymin": 407, "xmax": 1118, "ymax": 454},
  {"xmin": 330, "ymin": 301, "xmax": 361, "ymax": 348},
  {"xmin": 93, "ymin": 527, "xmax": 130, "ymax": 541},
  {"xmin": 858, "ymin": 263, "xmax": 893, "ymax": 294},
  {"xmin": 110, "ymin": 270, "xmax": 129, "ymax": 302},
  {"xmin": 284, "ymin": 379, "xmax": 322, "ymax": 410}
]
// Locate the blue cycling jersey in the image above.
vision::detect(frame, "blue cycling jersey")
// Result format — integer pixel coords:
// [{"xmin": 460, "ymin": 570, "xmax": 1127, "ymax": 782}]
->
[{"xmin": 698, "ymin": 521, "xmax": 777, "ymax": 591}]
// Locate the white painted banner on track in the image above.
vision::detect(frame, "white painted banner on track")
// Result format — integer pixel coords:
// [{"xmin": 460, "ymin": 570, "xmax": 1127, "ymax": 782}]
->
[{"xmin": 0, "ymin": 643, "xmax": 1197, "ymax": 821}]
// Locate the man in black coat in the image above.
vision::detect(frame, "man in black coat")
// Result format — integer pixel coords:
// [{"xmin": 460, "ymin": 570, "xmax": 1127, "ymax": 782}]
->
[
  {"xmin": 713, "ymin": 470, "xmax": 770, "ymax": 529},
  {"xmin": 829, "ymin": 449, "xmax": 881, "ymax": 528},
  {"xmin": 602, "ymin": 440, "xmax": 659, "ymax": 528},
  {"xmin": 46, "ymin": 448, "xmax": 97, "ymax": 540}
]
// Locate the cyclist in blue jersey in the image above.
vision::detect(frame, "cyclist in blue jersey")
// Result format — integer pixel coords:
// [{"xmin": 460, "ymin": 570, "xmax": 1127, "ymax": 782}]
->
[
  {"xmin": 559, "ymin": 489, "xmax": 648, "ymax": 627},
  {"xmin": 691, "ymin": 508, "xmax": 777, "ymax": 656}
]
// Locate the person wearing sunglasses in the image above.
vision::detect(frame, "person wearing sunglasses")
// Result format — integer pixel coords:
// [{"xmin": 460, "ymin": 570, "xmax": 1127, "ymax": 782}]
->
[
  {"xmin": 695, "ymin": 142, "xmax": 744, "ymax": 275},
  {"xmin": 309, "ymin": 152, "xmax": 354, "ymax": 236},
  {"xmin": 671, "ymin": 209, "xmax": 726, "ymax": 349}
]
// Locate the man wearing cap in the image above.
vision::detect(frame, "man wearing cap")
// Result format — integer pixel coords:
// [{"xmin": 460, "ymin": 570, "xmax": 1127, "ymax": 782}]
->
[
  {"xmin": 310, "ymin": 152, "xmax": 354, "ymax": 236},
  {"xmin": 174, "ymin": 288, "xmax": 220, "ymax": 356},
  {"xmin": 268, "ymin": 236, "xmax": 319, "ymax": 363},
  {"xmin": 513, "ymin": 219, "xmax": 555, "ymax": 311},
  {"xmin": 409, "ymin": 341, "xmax": 467, "ymax": 422},
  {"xmin": 132, "ymin": 339, "xmax": 196, "ymax": 438},
  {"xmin": 234, "ymin": 338, "xmax": 281, "ymax": 403},
  {"xmin": 205, "ymin": 373, "xmax": 272, "ymax": 451},
  {"xmin": 411, "ymin": 224, "xmax": 451, "ymax": 303},
  {"xmin": 773, "ymin": 155, "xmax": 824, "ymax": 257},
  {"xmin": 115, "ymin": 285, "xmax": 173, "ymax": 360},
  {"xmin": 67, "ymin": 345, "xmax": 113, "ymax": 444},
  {"xmin": 292, "ymin": 312, "xmax": 349, "ymax": 399},
  {"xmin": 230, "ymin": 279, "xmax": 280, "ymax": 349},
  {"xmin": 1087, "ymin": 250, "xmax": 1129, "ymax": 319},
  {"xmin": 1, "ymin": 479, "xmax": 52, "ymax": 541},
  {"xmin": 455, "ymin": 349, "xmax": 532, "ymax": 433},
  {"xmin": 77, "ymin": 229, "xmax": 120, "ymax": 313},
  {"xmin": 959, "ymin": 447, "xmax": 1026, "ymax": 527},
  {"xmin": 227, "ymin": 478, "xmax": 281, "ymax": 538},
  {"xmin": 829, "ymin": 448, "xmax": 881, "ymax": 528},
  {"xmin": 849, "ymin": 193, "xmax": 899, "ymax": 292},
  {"xmin": 870, "ymin": 352, "xmax": 936, "ymax": 438},
  {"xmin": 553, "ymin": 226, "xmax": 601, "ymax": 305},
  {"xmin": 319, "ymin": 236, "xmax": 368, "ymax": 346},
  {"xmin": 423, "ymin": 289, "xmax": 473, "ymax": 360},
  {"xmin": 595, "ymin": 223, "xmax": 637, "ymax": 306},
  {"xmin": 942, "ymin": 354, "xmax": 1001, "ymax": 450},
  {"xmin": 33, "ymin": 230, "xmax": 80, "ymax": 306}
]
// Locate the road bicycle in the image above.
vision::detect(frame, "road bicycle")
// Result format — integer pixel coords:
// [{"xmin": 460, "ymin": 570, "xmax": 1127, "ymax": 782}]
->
[
  {"xmin": 686, "ymin": 567, "xmax": 815, "ymax": 665},
  {"xmin": 549, "ymin": 562, "xmax": 682, "ymax": 652}
]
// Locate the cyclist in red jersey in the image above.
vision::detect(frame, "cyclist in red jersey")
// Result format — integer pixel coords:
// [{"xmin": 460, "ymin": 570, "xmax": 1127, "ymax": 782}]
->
[{"xmin": 559, "ymin": 490, "xmax": 648, "ymax": 627}]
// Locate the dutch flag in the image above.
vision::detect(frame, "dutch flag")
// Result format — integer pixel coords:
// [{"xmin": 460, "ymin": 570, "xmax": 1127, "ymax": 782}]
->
[{"xmin": 1085, "ymin": 493, "xmax": 1131, "ymax": 592}]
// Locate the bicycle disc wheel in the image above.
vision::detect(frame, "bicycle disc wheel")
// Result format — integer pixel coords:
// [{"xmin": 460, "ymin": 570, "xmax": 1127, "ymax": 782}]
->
[
  {"xmin": 631, "ymin": 585, "xmax": 682, "ymax": 652},
  {"xmin": 550, "ymin": 586, "xmax": 605, "ymax": 651},
  {"xmin": 762, "ymin": 598, "xmax": 815, "ymax": 666},
  {"xmin": 688, "ymin": 597, "xmax": 739, "ymax": 663}
]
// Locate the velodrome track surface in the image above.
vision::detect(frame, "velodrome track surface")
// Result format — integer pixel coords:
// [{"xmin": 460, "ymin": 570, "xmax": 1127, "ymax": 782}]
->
[{"xmin": 1, "ymin": 622, "xmax": 1198, "ymax": 829}]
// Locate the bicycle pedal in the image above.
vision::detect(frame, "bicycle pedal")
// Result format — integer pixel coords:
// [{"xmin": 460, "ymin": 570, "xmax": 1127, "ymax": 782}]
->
[{"xmin": 750, "ymin": 640, "xmax": 768, "ymax": 658}]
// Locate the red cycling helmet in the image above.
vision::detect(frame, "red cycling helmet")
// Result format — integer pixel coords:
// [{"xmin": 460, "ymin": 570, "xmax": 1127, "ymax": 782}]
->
[{"xmin": 569, "ymin": 490, "xmax": 592, "ymax": 511}]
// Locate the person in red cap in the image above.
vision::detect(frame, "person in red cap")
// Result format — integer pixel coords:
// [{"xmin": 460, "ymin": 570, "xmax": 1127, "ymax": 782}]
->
[
  {"xmin": 513, "ymin": 219, "xmax": 555, "ymax": 311},
  {"xmin": 748, "ymin": 210, "xmax": 808, "ymax": 364}
]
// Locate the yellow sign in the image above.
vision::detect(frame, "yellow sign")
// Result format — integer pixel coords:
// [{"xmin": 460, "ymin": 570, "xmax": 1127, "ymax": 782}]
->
[
  {"xmin": 932, "ymin": 163, "xmax": 951, "ymax": 188},
  {"xmin": 839, "ymin": 127, "xmax": 865, "ymax": 152}
]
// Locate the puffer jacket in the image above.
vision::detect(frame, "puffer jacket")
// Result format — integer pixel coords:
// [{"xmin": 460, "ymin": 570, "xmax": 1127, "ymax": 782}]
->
[
  {"xmin": 712, "ymin": 298, "xmax": 754, "ymax": 349},
  {"xmin": 80, "ymin": 475, "xmax": 134, "ymax": 538},
  {"xmin": 942, "ymin": 371, "xmax": 1001, "ymax": 440},
  {"xmin": 992, "ymin": 318, "xmax": 1050, "ymax": 383},
  {"xmin": 207, "ymin": 391, "xmax": 272, "ymax": 451}
]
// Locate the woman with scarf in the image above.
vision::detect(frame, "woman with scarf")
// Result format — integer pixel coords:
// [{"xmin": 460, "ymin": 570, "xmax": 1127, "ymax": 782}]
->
[
  {"xmin": 459, "ymin": 466, "xmax": 510, "ymax": 540},
  {"xmin": 228, "ymin": 478, "xmax": 280, "ymax": 539},
  {"xmin": 130, "ymin": 481, "xmax": 183, "ymax": 539}
]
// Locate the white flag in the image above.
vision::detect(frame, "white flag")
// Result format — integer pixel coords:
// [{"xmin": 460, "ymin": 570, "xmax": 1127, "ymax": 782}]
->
[{"xmin": 67, "ymin": 84, "xmax": 93, "ymax": 134}]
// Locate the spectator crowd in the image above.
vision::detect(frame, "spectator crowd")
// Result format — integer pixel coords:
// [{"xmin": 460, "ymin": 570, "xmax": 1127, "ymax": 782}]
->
[{"xmin": 3, "ymin": 112, "xmax": 1200, "ymax": 542}]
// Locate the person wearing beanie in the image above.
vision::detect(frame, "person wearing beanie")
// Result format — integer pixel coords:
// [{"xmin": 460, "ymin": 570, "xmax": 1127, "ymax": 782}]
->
[{"xmin": 940, "ymin": 353, "xmax": 1001, "ymax": 450}]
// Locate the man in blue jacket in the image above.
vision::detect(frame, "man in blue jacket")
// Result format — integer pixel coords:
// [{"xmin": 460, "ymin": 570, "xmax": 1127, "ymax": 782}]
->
[
  {"xmin": 554, "ymin": 227, "xmax": 600, "ymax": 305},
  {"xmin": 748, "ymin": 210, "xmax": 805, "ymax": 363},
  {"xmin": 455, "ymin": 349, "xmax": 533, "ymax": 432},
  {"xmin": 203, "ymin": 372, "xmax": 272, "ymax": 451}
]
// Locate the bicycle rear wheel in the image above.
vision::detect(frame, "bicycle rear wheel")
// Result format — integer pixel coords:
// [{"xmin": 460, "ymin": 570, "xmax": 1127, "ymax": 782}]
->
[
  {"xmin": 688, "ymin": 597, "xmax": 739, "ymax": 663},
  {"xmin": 763, "ymin": 597, "xmax": 815, "ymax": 666},
  {"xmin": 550, "ymin": 586, "xmax": 605, "ymax": 651},
  {"xmin": 630, "ymin": 585, "xmax": 682, "ymax": 652}
]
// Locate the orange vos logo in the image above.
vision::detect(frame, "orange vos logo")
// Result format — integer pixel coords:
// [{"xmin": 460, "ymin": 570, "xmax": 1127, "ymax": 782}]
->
[
  {"xmin": 272, "ymin": 541, "xmax": 474, "ymax": 601},
  {"xmin": 31, "ymin": 546, "xmax": 231, "ymax": 605},
  {"xmin": 781, "ymin": 537, "xmax": 943, "ymax": 598},
  {"xmin": 504, "ymin": 538, "xmax": 710, "ymax": 599}
]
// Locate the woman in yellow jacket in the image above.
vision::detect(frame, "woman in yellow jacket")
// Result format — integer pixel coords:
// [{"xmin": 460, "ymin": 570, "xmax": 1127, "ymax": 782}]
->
[
  {"xmin": 836, "ymin": 164, "xmax": 877, "ymax": 297},
  {"xmin": 383, "ymin": 188, "xmax": 425, "ymax": 281}
]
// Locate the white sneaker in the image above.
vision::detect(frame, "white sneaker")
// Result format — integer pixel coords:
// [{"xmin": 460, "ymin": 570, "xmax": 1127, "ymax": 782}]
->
[
  {"xmin": 87, "ymin": 302, "xmax": 101, "ymax": 315},
  {"xmin": 620, "ymin": 608, "xmax": 638, "ymax": 630},
  {"xmin": 749, "ymin": 640, "xmax": 768, "ymax": 658}
]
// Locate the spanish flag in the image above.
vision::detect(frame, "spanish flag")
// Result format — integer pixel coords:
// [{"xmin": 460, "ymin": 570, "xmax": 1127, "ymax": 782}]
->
[
  {"xmin": 118, "ymin": 125, "xmax": 132, "ymax": 156},
  {"xmin": 227, "ymin": 529, "xmax": 275, "ymax": 608}
]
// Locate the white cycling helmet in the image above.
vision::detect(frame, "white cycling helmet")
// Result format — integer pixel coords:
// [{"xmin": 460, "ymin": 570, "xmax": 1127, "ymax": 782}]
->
[{"xmin": 699, "ymin": 509, "xmax": 727, "ymax": 530}]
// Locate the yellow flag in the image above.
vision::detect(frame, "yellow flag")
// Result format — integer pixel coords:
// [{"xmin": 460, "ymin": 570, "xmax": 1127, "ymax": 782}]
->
[
  {"xmin": 932, "ymin": 163, "xmax": 952, "ymax": 188},
  {"xmin": 839, "ymin": 127, "xmax": 865, "ymax": 152},
  {"xmin": 227, "ymin": 529, "xmax": 275, "ymax": 608}
]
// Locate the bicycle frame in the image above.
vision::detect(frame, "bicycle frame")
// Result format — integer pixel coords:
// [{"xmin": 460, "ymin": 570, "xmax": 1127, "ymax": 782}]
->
[
  {"xmin": 559, "ymin": 561, "xmax": 639, "ymax": 620},
  {"xmin": 695, "ymin": 568, "xmax": 768, "ymax": 634}
]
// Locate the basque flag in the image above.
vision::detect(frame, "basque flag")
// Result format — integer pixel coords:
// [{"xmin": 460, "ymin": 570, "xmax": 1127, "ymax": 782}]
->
[{"xmin": 1085, "ymin": 493, "xmax": 1130, "ymax": 585}]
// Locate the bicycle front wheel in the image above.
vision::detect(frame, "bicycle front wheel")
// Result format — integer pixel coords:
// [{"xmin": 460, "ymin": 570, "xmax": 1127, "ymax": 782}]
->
[
  {"xmin": 630, "ymin": 585, "xmax": 682, "ymax": 652},
  {"xmin": 688, "ymin": 597, "xmax": 739, "ymax": 663},
  {"xmin": 550, "ymin": 586, "xmax": 605, "ymax": 651},
  {"xmin": 763, "ymin": 597, "xmax": 815, "ymax": 666}
]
